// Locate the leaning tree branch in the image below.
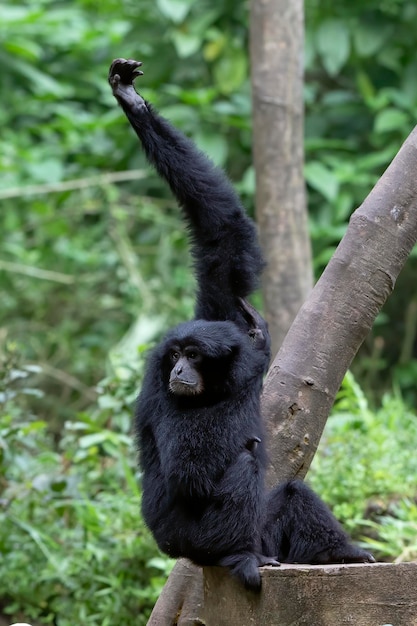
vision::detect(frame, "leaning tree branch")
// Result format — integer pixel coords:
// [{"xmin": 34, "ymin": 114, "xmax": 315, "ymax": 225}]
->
[
  {"xmin": 263, "ymin": 124, "xmax": 417, "ymax": 486},
  {"xmin": 147, "ymin": 125, "xmax": 417, "ymax": 625}
]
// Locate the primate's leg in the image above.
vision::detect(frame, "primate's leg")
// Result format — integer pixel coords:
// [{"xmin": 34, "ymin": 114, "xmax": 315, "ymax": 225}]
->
[
  {"xmin": 195, "ymin": 450, "xmax": 278, "ymax": 590},
  {"xmin": 262, "ymin": 480, "xmax": 375, "ymax": 564}
]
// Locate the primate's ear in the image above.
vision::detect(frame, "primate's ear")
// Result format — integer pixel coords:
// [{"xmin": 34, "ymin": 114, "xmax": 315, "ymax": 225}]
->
[{"xmin": 238, "ymin": 298, "xmax": 271, "ymax": 355}]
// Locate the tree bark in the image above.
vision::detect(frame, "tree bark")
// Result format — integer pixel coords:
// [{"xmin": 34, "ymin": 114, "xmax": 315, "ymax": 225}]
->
[
  {"xmin": 250, "ymin": 0, "xmax": 313, "ymax": 354},
  {"xmin": 147, "ymin": 124, "xmax": 417, "ymax": 624}
]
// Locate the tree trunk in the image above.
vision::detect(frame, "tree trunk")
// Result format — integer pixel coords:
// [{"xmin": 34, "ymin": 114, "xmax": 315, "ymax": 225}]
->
[
  {"xmin": 147, "ymin": 124, "xmax": 417, "ymax": 624},
  {"xmin": 250, "ymin": 0, "xmax": 313, "ymax": 354}
]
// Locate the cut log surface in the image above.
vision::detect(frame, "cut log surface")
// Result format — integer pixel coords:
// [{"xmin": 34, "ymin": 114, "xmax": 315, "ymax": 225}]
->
[{"xmin": 204, "ymin": 562, "xmax": 417, "ymax": 626}]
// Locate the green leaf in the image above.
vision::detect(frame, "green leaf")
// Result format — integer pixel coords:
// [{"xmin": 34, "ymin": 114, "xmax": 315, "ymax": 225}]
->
[
  {"xmin": 194, "ymin": 133, "xmax": 228, "ymax": 166},
  {"xmin": 0, "ymin": 5, "xmax": 36, "ymax": 22},
  {"xmin": 26, "ymin": 159, "xmax": 64, "ymax": 183},
  {"xmin": 354, "ymin": 23, "xmax": 392, "ymax": 58},
  {"xmin": 171, "ymin": 30, "xmax": 201, "ymax": 58},
  {"xmin": 204, "ymin": 33, "xmax": 226, "ymax": 61},
  {"xmin": 356, "ymin": 71, "xmax": 376, "ymax": 102},
  {"xmin": 316, "ymin": 20, "xmax": 350, "ymax": 76},
  {"xmin": 213, "ymin": 49, "xmax": 247, "ymax": 94},
  {"xmin": 78, "ymin": 433, "xmax": 109, "ymax": 448},
  {"xmin": 374, "ymin": 108, "xmax": 409, "ymax": 133},
  {"xmin": 8, "ymin": 57, "xmax": 69, "ymax": 96},
  {"xmin": 4, "ymin": 39, "xmax": 42, "ymax": 61},
  {"xmin": 305, "ymin": 161, "xmax": 339, "ymax": 202},
  {"xmin": 156, "ymin": 0, "xmax": 194, "ymax": 23},
  {"xmin": 237, "ymin": 167, "xmax": 255, "ymax": 196}
]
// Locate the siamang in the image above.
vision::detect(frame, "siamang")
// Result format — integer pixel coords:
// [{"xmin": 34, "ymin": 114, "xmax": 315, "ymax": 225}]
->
[{"xmin": 108, "ymin": 58, "xmax": 374, "ymax": 590}]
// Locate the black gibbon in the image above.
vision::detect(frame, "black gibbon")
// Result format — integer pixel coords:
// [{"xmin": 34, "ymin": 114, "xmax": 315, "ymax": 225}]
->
[{"xmin": 108, "ymin": 58, "xmax": 374, "ymax": 590}]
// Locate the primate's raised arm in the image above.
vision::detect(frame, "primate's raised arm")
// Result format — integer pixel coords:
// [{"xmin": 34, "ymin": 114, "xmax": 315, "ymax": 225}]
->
[{"xmin": 108, "ymin": 58, "xmax": 264, "ymax": 325}]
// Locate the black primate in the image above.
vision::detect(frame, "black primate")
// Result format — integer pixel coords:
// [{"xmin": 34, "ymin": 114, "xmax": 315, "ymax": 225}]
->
[{"xmin": 108, "ymin": 58, "xmax": 374, "ymax": 590}]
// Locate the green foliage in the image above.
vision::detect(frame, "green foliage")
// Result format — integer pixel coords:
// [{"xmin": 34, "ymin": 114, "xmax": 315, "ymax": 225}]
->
[
  {"xmin": 304, "ymin": 1, "xmax": 417, "ymax": 395},
  {"xmin": 305, "ymin": 0, "xmax": 417, "ymax": 275},
  {"xmin": 0, "ymin": 0, "xmax": 256, "ymax": 428},
  {"xmin": 0, "ymin": 0, "xmax": 252, "ymax": 190},
  {"xmin": 362, "ymin": 499, "xmax": 417, "ymax": 562},
  {"xmin": 0, "ymin": 346, "xmax": 172, "ymax": 625},
  {"xmin": 2, "ymin": 0, "xmax": 417, "ymax": 406},
  {"xmin": 310, "ymin": 372, "xmax": 417, "ymax": 560}
]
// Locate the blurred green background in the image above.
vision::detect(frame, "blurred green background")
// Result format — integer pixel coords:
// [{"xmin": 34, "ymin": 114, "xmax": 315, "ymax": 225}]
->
[{"xmin": 1, "ymin": 0, "xmax": 417, "ymax": 624}]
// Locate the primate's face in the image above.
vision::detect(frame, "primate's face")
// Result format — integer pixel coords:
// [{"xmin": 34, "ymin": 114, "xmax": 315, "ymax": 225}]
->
[
  {"xmin": 167, "ymin": 345, "xmax": 204, "ymax": 396},
  {"xmin": 161, "ymin": 320, "xmax": 242, "ymax": 400}
]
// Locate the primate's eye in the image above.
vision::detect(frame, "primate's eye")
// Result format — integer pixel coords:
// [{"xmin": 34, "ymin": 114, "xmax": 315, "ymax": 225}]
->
[
  {"xmin": 170, "ymin": 351, "xmax": 180, "ymax": 362},
  {"xmin": 186, "ymin": 348, "xmax": 201, "ymax": 362}
]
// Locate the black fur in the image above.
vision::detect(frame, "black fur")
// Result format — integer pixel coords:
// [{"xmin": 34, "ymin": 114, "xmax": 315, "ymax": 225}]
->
[{"xmin": 109, "ymin": 58, "xmax": 374, "ymax": 590}]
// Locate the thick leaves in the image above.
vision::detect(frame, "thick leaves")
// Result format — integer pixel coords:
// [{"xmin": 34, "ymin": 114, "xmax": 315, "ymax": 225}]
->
[{"xmin": 316, "ymin": 19, "xmax": 350, "ymax": 76}]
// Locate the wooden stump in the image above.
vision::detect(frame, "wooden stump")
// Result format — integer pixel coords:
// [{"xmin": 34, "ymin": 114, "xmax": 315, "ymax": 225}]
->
[{"xmin": 204, "ymin": 562, "xmax": 417, "ymax": 625}]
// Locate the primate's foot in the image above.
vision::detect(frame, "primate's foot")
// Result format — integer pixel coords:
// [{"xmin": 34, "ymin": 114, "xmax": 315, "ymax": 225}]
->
[
  {"xmin": 313, "ymin": 544, "xmax": 375, "ymax": 565},
  {"xmin": 218, "ymin": 551, "xmax": 280, "ymax": 591},
  {"xmin": 256, "ymin": 553, "xmax": 280, "ymax": 567}
]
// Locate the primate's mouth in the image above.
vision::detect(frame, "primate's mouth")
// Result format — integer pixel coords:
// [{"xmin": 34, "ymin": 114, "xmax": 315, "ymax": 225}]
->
[{"xmin": 169, "ymin": 380, "xmax": 200, "ymax": 396}]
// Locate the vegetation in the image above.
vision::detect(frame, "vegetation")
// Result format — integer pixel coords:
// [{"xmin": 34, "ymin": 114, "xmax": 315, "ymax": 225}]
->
[
  {"xmin": 1, "ymin": 0, "xmax": 417, "ymax": 623},
  {"xmin": 0, "ymin": 346, "xmax": 173, "ymax": 625},
  {"xmin": 310, "ymin": 373, "xmax": 417, "ymax": 561}
]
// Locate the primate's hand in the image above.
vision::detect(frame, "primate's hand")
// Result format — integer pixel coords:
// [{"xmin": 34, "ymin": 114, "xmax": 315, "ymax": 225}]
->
[
  {"xmin": 109, "ymin": 58, "xmax": 143, "ymax": 88},
  {"xmin": 109, "ymin": 58, "xmax": 145, "ymax": 107}
]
